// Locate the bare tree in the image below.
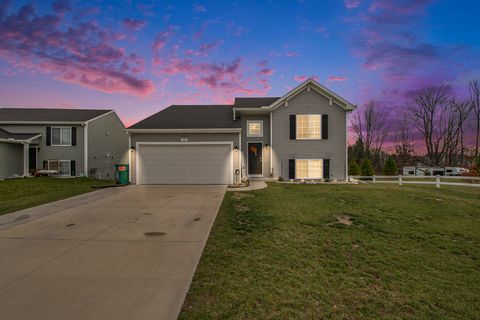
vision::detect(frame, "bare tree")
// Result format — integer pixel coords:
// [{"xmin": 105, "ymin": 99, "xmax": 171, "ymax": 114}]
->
[
  {"xmin": 394, "ymin": 113, "xmax": 415, "ymax": 167},
  {"xmin": 469, "ymin": 80, "xmax": 480, "ymax": 160},
  {"xmin": 409, "ymin": 86, "xmax": 450, "ymax": 165},
  {"xmin": 351, "ymin": 101, "xmax": 388, "ymax": 167},
  {"xmin": 443, "ymin": 99, "xmax": 471, "ymax": 166}
]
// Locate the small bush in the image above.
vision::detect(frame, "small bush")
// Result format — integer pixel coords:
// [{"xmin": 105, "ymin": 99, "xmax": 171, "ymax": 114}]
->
[
  {"xmin": 383, "ymin": 156, "xmax": 398, "ymax": 175},
  {"xmin": 360, "ymin": 158, "xmax": 374, "ymax": 176}
]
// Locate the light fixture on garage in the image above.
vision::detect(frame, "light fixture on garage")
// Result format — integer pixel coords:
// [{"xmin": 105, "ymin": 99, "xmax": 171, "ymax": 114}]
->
[
  {"xmin": 234, "ymin": 145, "xmax": 239, "ymax": 151},
  {"xmin": 265, "ymin": 143, "xmax": 269, "ymax": 148},
  {"xmin": 130, "ymin": 146, "xmax": 136, "ymax": 150}
]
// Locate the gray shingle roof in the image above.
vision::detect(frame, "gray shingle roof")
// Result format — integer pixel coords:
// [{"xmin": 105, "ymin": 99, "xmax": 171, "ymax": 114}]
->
[
  {"xmin": 0, "ymin": 108, "xmax": 112, "ymax": 122},
  {"xmin": 129, "ymin": 105, "xmax": 240, "ymax": 129},
  {"xmin": 0, "ymin": 128, "xmax": 40, "ymax": 141},
  {"xmin": 233, "ymin": 97, "xmax": 280, "ymax": 108}
]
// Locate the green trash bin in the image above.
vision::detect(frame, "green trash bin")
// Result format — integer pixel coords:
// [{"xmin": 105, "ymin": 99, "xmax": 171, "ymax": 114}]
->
[{"xmin": 115, "ymin": 164, "xmax": 129, "ymax": 185}]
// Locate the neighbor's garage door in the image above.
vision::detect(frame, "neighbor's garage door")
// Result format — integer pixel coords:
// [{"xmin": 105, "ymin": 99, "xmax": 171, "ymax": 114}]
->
[{"xmin": 137, "ymin": 143, "xmax": 232, "ymax": 184}]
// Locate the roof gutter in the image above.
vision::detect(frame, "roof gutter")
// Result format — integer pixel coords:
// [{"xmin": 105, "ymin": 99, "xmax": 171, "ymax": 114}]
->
[{"xmin": 126, "ymin": 128, "xmax": 242, "ymax": 134}]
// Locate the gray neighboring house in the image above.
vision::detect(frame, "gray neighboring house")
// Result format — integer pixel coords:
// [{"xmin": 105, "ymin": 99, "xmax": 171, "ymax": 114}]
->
[
  {"xmin": 0, "ymin": 108, "xmax": 128, "ymax": 179},
  {"xmin": 127, "ymin": 79, "xmax": 356, "ymax": 185}
]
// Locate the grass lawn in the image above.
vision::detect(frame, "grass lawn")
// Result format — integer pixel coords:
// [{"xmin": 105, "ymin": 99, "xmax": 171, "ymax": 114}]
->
[
  {"xmin": 180, "ymin": 183, "xmax": 480, "ymax": 319},
  {"xmin": 0, "ymin": 177, "xmax": 113, "ymax": 215}
]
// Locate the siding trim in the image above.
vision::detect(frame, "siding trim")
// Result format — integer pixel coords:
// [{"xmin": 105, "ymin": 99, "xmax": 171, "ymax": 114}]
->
[
  {"xmin": 127, "ymin": 128, "xmax": 241, "ymax": 133},
  {"xmin": 135, "ymin": 141, "xmax": 234, "ymax": 185}
]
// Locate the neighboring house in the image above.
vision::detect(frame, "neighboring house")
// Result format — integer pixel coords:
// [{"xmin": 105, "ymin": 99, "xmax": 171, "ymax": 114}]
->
[
  {"xmin": 0, "ymin": 108, "xmax": 128, "ymax": 179},
  {"xmin": 127, "ymin": 79, "xmax": 356, "ymax": 184}
]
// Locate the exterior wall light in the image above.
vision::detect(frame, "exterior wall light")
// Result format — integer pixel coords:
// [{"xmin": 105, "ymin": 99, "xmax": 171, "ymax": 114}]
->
[
  {"xmin": 130, "ymin": 146, "xmax": 136, "ymax": 150},
  {"xmin": 234, "ymin": 145, "xmax": 239, "ymax": 150},
  {"xmin": 265, "ymin": 144, "xmax": 269, "ymax": 148}
]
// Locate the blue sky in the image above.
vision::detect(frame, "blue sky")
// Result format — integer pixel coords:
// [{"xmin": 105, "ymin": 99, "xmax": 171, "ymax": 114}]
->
[{"xmin": 0, "ymin": 0, "xmax": 479, "ymax": 127}]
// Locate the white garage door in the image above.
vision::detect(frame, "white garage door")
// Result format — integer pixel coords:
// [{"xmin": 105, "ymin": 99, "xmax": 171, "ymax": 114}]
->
[{"xmin": 137, "ymin": 143, "xmax": 232, "ymax": 185}]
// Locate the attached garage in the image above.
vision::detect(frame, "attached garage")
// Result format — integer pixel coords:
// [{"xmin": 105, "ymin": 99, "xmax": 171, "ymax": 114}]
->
[{"xmin": 136, "ymin": 142, "xmax": 233, "ymax": 185}]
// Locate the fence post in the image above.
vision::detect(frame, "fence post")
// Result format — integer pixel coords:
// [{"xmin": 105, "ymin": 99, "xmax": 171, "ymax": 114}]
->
[
  {"xmin": 398, "ymin": 175, "xmax": 402, "ymax": 186},
  {"xmin": 436, "ymin": 175, "xmax": 440, "ymax": 189},
  {"xmin": 373, "ymin": 175, "xmax": 376, "ymax": 184}
]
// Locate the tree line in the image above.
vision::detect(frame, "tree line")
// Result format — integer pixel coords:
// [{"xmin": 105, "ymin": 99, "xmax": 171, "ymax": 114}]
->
[{"xmin": 348, "ymin": 80, "xmax": 480, "ymax": 176}]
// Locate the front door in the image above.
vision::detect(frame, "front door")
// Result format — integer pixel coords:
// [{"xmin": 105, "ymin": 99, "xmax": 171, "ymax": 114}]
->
[
  {"xmin": 248, "ymin": 142, "xmax": 262, "ymax": 176},
  {"xmin": 28, "ymin": 147, "xmax": 37, "ymax": 171}
]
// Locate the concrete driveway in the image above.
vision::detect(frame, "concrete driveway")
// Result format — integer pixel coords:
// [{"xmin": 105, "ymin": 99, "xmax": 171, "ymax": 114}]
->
[{"xmin": 0, "ymin": 185, "xmax": 226, "ymax": 320}]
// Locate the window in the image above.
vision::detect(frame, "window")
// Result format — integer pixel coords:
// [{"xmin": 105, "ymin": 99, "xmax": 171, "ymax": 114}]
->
[
  {"xmin": 51, "ymin": 127, "xmax": 71, "ymax": 146},
  {"xmin": 296, "ymin": 115, "xmax": 321, "ymax": 140},
  {"xmin": 48, "ymin": 160, "xmax": 71, "ymax": 176},
  {"xmin": 247, "ymin": 120, "xmax": 263, "ymax": 137},
  {"xmin": 295, "ymin": 159, "xmax": 323, "ymax": 179}
]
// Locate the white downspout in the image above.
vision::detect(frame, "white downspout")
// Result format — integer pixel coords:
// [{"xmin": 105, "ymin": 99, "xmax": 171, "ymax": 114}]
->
[
  {"xmin": 238, "ymin": 131, "xmax": 242, "ymax": 181},
  {"xmin": 128, "ymin": 134, "xmax": 132, "ymax": 183},
  {"xmin": 270, "ymin": 111, "xmax": 273, "ymax": 176},
  {"xmin": 83, "ymin": 123, "xmax": 88, "ymax": 177},
  {"xmin": 345, "ymin": 112, "xmax": 348, "ymax": 179}
]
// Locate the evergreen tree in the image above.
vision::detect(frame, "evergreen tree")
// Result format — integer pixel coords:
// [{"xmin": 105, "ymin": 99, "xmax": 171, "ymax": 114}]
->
[
  {"xmin": 349, "ymin": 161, "xmax": 360, "ymax": 176},
  {"xmin": 360, "ymin": 158, "xmax": 374, "ymax": 176},
  {"xmin": 383, "ymin": 156, "xmax": 398, "ymax": 175}
]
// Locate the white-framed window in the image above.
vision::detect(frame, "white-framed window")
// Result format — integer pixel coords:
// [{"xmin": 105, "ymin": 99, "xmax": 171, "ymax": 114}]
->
[
  {"xmin": 247, "ymin": 120, "xmax": 263, "ymax": 137},
  {"xmin": 295, "ymin": 159, "xmax": 323, "ymax": 179},
  {"xmin": 297, "ymin": 115, "xmax": 321, "ymax": 140},
  {"xmin": 52, "ymin": 127, "xmax": 72, "ymax": 146},
  {"xmin": 48, "ymin": 160, "xmax": 71, "ymax": 176}
]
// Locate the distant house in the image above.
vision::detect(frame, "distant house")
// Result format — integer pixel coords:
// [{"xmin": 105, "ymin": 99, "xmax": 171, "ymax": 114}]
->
[
  {"xmin": 127, "ymin": 79, "xmax": 356, "ymax": 184},
  {"xmin": 0, "ymin": 108, "xmax": 128, "ymax": 179}
]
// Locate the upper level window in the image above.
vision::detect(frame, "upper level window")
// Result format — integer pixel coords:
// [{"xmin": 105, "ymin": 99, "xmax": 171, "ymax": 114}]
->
[
  {"xmin": 52, "ymin": 127, "xmax": 71, "ymax": 146},
  {"xmin": 297, "ymin": 115, "xmax": 321, "ymax": 140},
  {"xmin": 247, "ymin": 120, "xmax": 263, "ymax": 137}
]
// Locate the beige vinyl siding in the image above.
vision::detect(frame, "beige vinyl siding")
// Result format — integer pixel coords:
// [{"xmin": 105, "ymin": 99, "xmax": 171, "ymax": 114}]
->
[
  {"xmin": 240, "ymin": 115, "xmax": 271, "ymax": 177},
  {"xmin": 130, "ymin": 132, "xmax": 240, "ymax": 184},
  {"xmin": 0, "ymin": 142, "xmax": 23, "ymax": 178},
  {"xmin": 0, "ymin": 124, "xmax": 84, "ymax": 175},
  {"xmin": 271, "ymin": 89, "xmax": 347, "ymax": 180},
  {"xmin": 87, "ymin": 112, "xmax": 128, "ymax": 179}
]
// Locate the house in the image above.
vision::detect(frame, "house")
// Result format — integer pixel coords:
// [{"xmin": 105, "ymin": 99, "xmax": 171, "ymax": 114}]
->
[
  {"xmin": 0, "ymin": 108, "xmax": 128, "ymax": 179},
  {"xmin": 127, "ymin": 79, "xmax": 356, "ymax": 184}
]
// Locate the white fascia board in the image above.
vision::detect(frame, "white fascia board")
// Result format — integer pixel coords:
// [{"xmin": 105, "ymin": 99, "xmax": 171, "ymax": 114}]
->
[
  {"xmin": 266, "ymin": 79, "xmax": 357, "ymax": 111},
  {"xmin": 0, "ymin": 138, "xmax": 24, "ymax": 144},
  {"xmin": 233, "ymin": 108, "xmax": 271, "ymax": 115},
  {"xmin": 0, "ymin": 121, "xmax": 83, "ymax": 125},
  {"xmin": 127, "ymin": 128, "xmax": 242, "ymax": 133}
]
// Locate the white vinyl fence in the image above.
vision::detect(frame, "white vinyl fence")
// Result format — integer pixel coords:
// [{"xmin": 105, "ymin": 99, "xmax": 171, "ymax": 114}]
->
[{"xmin": 350, "ymin": 175, "xmax": 480, "ymax": 189}]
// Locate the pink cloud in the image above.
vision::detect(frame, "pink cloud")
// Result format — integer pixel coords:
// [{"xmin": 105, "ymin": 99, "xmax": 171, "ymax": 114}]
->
[
  {"xmin": 294, "ymin": 75, "xmax": 318, "ymax": 82},
  {"xmin": 345, "ymin": 0, "xmax": 361, "ymax": 10},
  {"xmin": 122, "ymin": 18, "xmax": 147, "ymax": 30},
  {"xmin": 286, "ymin": 51, "xmax": 298, "ymax": 57},
  {"xmin": 328, "ymin": 76, "xmax": 347, "ymax": 82},
  {"xmin": 0, "ymin": 3, "xmax": 154, "ymax": 96},
  {"xmin": 152, "ymin": 26, "xmax": 176, "ymax": 51},
  {"xmin": 258, "ymin": 68, "xmax": 276, "ymax": 76},
  {"xmin": 185, "ymin": 41, "xmax": 222, "ymax": 57}
]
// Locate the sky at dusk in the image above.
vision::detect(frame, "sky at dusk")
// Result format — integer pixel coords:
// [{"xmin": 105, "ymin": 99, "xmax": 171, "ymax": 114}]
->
[{"xmin": 1, "ymin": 0, "xmax": 480, "ymax": 132}]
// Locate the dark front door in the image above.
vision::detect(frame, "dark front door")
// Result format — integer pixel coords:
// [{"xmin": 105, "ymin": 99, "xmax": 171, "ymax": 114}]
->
[
  {"xmin": 248, "ymin": 142, "xmax": 262, "ymax": 175},
  {"xmin": 29, "ymin": 147, "xmax": 37, "ymax": 171}
]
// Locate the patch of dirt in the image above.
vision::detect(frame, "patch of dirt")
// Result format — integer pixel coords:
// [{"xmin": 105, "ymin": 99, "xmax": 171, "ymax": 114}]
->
[
  {"xmin": 328, "ymin": 215, "xmax": 353, "ymax": 226},
  {"xmin": 234, "ymin": 204, "xmax": 249, "ymax": 212},
  {"xmin": 232, "ymin": 193, "xmax": 253, "ymax": 200}
]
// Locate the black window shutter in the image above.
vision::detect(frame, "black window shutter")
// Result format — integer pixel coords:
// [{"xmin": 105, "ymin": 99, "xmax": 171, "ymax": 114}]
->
[
  {"xmin": 289, "ymin": 115, "xmax": 296, "ymax": 140},
  {"xmin": 43, "ymin": 160, "xmax": 48, "ymax": 170},
  {"xmin": 70, "ymin": 160, "xmax": 76, "ymax": 176},
  {"xmin": 71, "ymin": 127, "xmax": 77, "ymax": 146},
  {"xmin": 323, "ymin": 159, "xmax": 330, "ymax": 180},
  {"xmin": 46, "ymin": 127, "xmax": 51, "ymax": 146},
  {"xmin": 322, "ymin": 114, "xmax": 328, "ymax": 139},
  {"xmin": 289, "ymin": 159, "xmax": 295, "ymax": 179}
]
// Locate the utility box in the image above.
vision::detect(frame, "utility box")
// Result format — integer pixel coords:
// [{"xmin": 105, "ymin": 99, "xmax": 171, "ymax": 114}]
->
[{"xmin": 114, "ymin": 164, "xmax": 129, "ymax": 185}]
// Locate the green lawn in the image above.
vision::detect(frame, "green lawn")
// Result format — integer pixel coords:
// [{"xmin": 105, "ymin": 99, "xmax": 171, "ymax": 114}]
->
[
  {"xmin": 0, "ymin": 177, "xmax": 113, "ymax": 215},
  {"xmin": 180, "ymin": 183, "xmax": 480, "ymax": 319}
]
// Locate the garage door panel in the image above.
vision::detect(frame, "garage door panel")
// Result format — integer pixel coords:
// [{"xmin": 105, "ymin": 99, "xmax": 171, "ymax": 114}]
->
[{"xmin": 138, "ymin": 144, "xmax": 232, "ymax": 185}]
